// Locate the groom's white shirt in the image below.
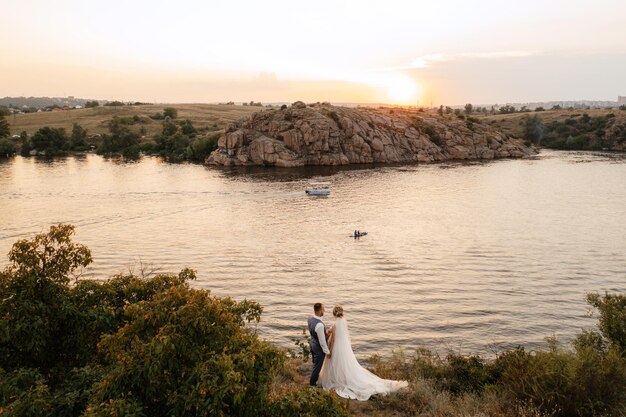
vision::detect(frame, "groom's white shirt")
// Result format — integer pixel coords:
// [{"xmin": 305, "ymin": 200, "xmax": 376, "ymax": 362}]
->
[{"xmin": 314, "ymin": 317, "xmax": 330, "ymax": 354}]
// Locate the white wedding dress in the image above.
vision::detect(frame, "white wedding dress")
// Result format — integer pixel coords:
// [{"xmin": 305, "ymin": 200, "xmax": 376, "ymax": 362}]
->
[{"xmin": 317, "ymin": 317, "xmax": 408, "ymax": 400}]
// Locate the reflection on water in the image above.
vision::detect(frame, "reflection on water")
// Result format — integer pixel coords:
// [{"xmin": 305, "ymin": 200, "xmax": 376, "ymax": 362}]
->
[{"xmin": 1, "ymin": 151, "xmax": 625, "ymax": 357}]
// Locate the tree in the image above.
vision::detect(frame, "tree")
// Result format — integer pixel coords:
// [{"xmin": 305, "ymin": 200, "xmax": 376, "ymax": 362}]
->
[
  {"xmin": 523, "ymin": 115, "xmax": 545, "ymax": 145},
  {"xmin": 437, "ymin": 105, "xmax": 444, "ymax": 116},
  {"xmin": 499, "ymin": 105, "xmax": 516, "ymax": 114},
  {"xmin": 70, "ymin": 123, "xmax": 88, "ymax": 150},
  {"xmin": 85, "ymin": 100, "xmax": 100, "ymax": 108},
  {"xmin": 180, "ymin": 119, "xmax": 197, "ymax": 137},
  {"xmin": 163, "ymin": 107, "xmax": 178, "ymax": 119},
  {"xmin": 0, "ymin": 225, "xmax": 345, "ymax": 417},
  {"xmin": 0, "ymin": 115, "xmax": 9, "ymax": 138},
  {"xmin": 464, "ymin": 103, "xmax": 473, "ymax": 115},
  {"xmin": 0, "ymin": 138, "xmax": 16, "ymax": 158},
  {"xmin": 19, "ymin": 131, "xmax": 31, "ymax": 156},
  {"xmin": 98, "ymin": 117, "xmax": 140, "ymax": 156},
  {"xmin": 30, "ymin": 126, "xmax": 69, "ymax": 155}
]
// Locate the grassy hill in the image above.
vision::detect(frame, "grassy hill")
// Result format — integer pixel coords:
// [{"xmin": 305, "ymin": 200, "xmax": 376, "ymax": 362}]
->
[
  {"xmin": 476, "ymin": 108, "xmax": 626, "ymax": 137},
  {"xmin": 7, "ymin": 103, "xmax": 263, "ymax": 138}
]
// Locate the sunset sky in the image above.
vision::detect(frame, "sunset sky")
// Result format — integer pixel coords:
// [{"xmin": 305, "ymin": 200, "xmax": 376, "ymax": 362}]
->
[{"xmin": 1, "ymin": 0, "xmax": 625, "ymax": 105}]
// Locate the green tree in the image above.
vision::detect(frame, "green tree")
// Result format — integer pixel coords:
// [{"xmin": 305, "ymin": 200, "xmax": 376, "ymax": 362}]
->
[
  {"xmin": 30, "ymin": 126, "xmax": 69, "ymax": 156},
  {"xmin": 0, "ymin": 138, "xmax": 16, "ymax": 158},
  {"xmin": 70, "ymin": 123, "xmax": 88, "ymax": 150},
  {"xmin": 464, "ymin": 103, "xmax": 473, "ymax": 115},
  {"xmin": 180, "ymin": 119, "xmax": 197, "ymax": 137},
  {"xmin": 98, "ymin": 117, "xmax": 140, "ymax": 157},
  {"xmin": 587, "ymin": 292, "xmax": 626, "ymax": 355},
  {"xmin": 186, "ymin": 133, "xmax": 220, "ymax": 163},
  {"xmin": 0, "ymin": 115, "xmax": 10, "ymax": 138},
  {"xmin": 523, "ymin": 115, "xmax": 545, "ymax": 145},
  {"xmin": 19, "ymin": 131, "xmax": 31, "ymax": 156},
  {"xmin": 0, "ymin": 225, "xmax": 345, "ymax": 417}
]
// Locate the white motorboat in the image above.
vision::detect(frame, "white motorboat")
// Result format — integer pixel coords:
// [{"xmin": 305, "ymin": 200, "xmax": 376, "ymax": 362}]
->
[{"xmin": 305, "ymin": 182, "xmax": 331, "ymax": 196}]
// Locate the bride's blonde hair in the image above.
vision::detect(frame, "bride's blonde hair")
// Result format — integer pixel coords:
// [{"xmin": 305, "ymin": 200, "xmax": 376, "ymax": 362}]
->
[{"xmin": 333, "ymin": 305, "xmax": 344, "ymax": 318}]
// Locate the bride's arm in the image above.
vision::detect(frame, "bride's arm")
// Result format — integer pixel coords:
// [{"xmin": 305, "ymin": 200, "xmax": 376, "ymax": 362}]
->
[{"xmin": 328, "ymin": 325, "xmax": 336, "ymax": 355}]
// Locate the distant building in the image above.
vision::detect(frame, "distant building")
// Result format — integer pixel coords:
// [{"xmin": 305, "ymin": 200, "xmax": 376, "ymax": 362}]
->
[{"xmin": 619, "ymin": 96, "xmax": 626, "ymax": 105}]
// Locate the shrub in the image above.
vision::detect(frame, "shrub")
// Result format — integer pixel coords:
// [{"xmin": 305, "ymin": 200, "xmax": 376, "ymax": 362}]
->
[
  {"xmin": 30, "ymin": 126, "xmax": 69, "ymax": 156},
  {"xmin": 266, "ymin": 389, "xmax": 349, "ymax": 417},
  {"xmin": 0, "ymin": 225, "xmax": 316, "ymax": 417},
  {"xmin": 163, "ymin": 107, "xmax": 178, "ymax": 119},
  {"xmin": 186, "ymin": 133, "xmax": 220, "ymax": 163},
  {"xmin": 587, "ymin": 292, "xmax": 626, "ymax": 354},
  {"xmin": 0, "ymin": 115, "xmax": 9, "ymax": 138},
  {"xmin": 70, "ymin": 123, "xmax": 88, "ymax": 151},
  {"xmin": 0, "ymin": 138, "xmax": 16, "ymax": 158}
]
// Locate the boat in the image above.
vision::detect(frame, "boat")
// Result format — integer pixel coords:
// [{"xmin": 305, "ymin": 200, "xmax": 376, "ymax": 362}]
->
[{"xmin": 305, "ymin": 182, "xmax": 331, "ymax": 196}]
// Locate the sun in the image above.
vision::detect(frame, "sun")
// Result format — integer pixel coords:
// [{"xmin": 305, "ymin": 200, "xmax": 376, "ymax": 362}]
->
[{"xmin": 385, "ymin": 76, "xmax": 420, "ymax": 104}]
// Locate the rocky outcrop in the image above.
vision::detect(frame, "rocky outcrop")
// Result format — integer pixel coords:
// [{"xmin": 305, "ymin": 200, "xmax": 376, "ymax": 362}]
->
[{"xmin": 206, "ymin": 101, "xmax": 536, "ymax": 167}]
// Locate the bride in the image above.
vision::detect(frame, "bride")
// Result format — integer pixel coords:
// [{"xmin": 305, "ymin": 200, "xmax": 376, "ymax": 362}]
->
[{"xmin": 317, "ymin": 305, "xmax": 408, "ymax": 400}]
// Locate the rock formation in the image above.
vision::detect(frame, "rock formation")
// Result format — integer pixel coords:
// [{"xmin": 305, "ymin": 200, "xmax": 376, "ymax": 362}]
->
[{"xmin": 206, "ymin": 101, "xmax": 536, "ymax": 167}]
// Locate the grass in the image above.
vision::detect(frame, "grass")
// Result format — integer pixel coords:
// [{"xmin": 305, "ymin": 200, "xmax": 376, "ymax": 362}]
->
[
  {"xmin": 473, "ymin": 108, "xmax": 626, "ymax": 140},
  {"xmin": 6, "ymin": 104, "xmax": 263, "ymax": 137}
]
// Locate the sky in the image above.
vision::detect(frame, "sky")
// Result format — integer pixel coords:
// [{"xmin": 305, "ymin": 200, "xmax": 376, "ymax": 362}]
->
[{"xmin": 1, "ymin": 0, "xmax": 625, "ymax": 105}]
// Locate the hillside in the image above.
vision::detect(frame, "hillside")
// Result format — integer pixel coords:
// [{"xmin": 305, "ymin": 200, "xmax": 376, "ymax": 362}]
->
[
  {"xmin": 475, "ymin": 108, "xmax": 626, "ymax": 151},
  {"xmin": 6, "ymin": 104, "xmax": 263, "ymax": 138}
]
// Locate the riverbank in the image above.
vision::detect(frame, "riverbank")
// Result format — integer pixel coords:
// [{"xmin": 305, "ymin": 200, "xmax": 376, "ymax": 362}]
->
[{"xmin": 1, "ymin": 225, "xmax": 626, "ymax": 417}]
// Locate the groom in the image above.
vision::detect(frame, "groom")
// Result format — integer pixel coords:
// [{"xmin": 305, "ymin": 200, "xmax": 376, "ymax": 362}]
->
[{"xmin": 308, "ymin": 302, "xmax": 331, "ymax": 386}]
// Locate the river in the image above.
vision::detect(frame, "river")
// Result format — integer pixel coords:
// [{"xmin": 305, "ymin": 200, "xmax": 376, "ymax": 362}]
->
[{"xmin": 1, "ymin": 151, "xmax": 625, "ymax": 357}]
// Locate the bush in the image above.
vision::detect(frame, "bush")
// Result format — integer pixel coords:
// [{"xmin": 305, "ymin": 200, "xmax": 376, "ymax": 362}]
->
[
  {"xmin": 163, "ymin": 107, "xmax": 178, "ymax": 119},
  {"xmin": 30, "ymin": 126, "xmax": 69, "ymax": 156},
  {"xmin": 70, "ymin": 123, "xmax": 88, "ymax": 151},
  {"xmin": 523, "ymin": 115, "xmax": 545, "ymax": 145},
  {"xmin": 0, "ymin": 115, "xmax": 9, "ymax": 138},
  {"xmin": 266, "ymin": 389, "xmax": 349, "ymax": 417},
  {"xmin": 186, "ymin": 133, "xmax": 220, "ymax": 163},
  {"xmin": 0, "ymin": 224, "xmax": 310, "ymax": 417},
  {"xmin": 587, "ymin": 292, "xmax": 626, "ymax": 354},
  {"xmin": 0, "ymin": 138, "xmax": 16, "ymax": 158},
  {"xmin": 97, "ymin": 117, "xmax": 140, "ymax": 156}
]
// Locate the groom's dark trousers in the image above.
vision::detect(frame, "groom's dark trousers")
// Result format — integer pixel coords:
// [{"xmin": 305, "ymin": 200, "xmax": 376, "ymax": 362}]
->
[
  {"xmin": 309, "ymin": 343, "xmax": 324, "ymax": 386},
  {"xmin": 308, "ymin": 316, "xmax": 326, "ymax": 386}
]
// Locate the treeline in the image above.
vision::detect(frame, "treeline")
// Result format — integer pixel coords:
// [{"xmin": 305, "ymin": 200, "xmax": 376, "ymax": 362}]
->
[
  {"xmin": 438, "ymin": 103, "xmax": 626, "ymax": 117},
  {"xmin": 0, "ymin": 107, "xmax": 221, "ymax": 163},
  {"xmin": 523, "ymin": 113, "xmax": 626, "ymax": 150},
  {"xmin": 0, "ymin": 225, "xmax": 346, "ymax": 417}
]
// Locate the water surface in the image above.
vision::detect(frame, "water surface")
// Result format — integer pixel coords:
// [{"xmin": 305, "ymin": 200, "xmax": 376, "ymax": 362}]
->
[{"xmin": 1, "ymin": 151, "xmax": 625, "ymax": 357}]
